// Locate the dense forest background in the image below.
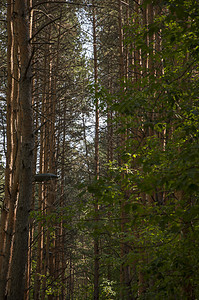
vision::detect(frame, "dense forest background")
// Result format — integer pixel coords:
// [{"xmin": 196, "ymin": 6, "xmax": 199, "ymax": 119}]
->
[{"xmin": 0, "ymin": 0, "xmax": 199, "ymax": 299}]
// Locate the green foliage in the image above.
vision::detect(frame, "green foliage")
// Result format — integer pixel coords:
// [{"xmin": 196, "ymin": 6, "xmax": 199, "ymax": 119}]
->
[
  {"xmin": 28, "ymin": 0, "xmax": 199, "ymax": 298},
  {"xmin": 84, "ymin": 0, "xmax": 199, "ymax": 298},
  {"xmin": 100, "ymin": 279, "xmax": 116, "ymax": 300}
]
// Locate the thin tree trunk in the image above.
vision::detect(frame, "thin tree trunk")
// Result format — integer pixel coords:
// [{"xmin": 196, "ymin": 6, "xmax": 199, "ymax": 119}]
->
[
  {"xmin": 118, "ymin": 1, "xmax": 130, "ymax": 298},
  {"xmin": 0, "ymin": 1, "xmax": 20, "ymax": 297},
  {"xmin": 25, "ymin": 1, "xmax": 35, "ymax": 297},
  {"xmin": 33, "ymin": 21, "xmax": 48, "ymax": 300},
  {"xmin": 0, "ymin": 0, "xmax": 13, "ymax": 285},
  {"xmin": 92, "ymin": 1, "xmax": 100, "ymax": 299}
]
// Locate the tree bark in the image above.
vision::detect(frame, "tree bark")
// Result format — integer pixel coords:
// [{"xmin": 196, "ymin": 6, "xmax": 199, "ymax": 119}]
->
[
  {"xmin": 0, "ymin": 0, "xmax": 20, "ymax": 297},
  {"xmin": 0, "ymin": 1, "xmax": 13, "ymax": 296},
  {"xmin": 92, "ymin": 1, "xmax": 100, "ymax": 299},
  {"xmin": 8, "ymin": 0, "xmax": 34, "ymax": 298}
]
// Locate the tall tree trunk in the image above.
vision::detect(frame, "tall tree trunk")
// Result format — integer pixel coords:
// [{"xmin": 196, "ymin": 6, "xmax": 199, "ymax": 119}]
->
[
  {"xmin": 33, "ymin": 20, "xmax": 48, "ymax": 299},
  {"xmin": 0, "ymin": 0, "xmax": 13, "ymax": 296},
  {"xmin": 8, "ymin": 0, "xmax": 34, "ymax": 298},
  {"xmin": 92, "ymin": 1, "xmax": 100, "ymax": 299},
  {"xmin": 25, "ymin": 2, "xmax": 35, "ymax": 298},
  {"xmin": 118, "ymin": 1, "xmax": 132, "ymax": 298},
  {"xmin": 0, "ymin": 0, "xmax": 20, "ymax": 297}
]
